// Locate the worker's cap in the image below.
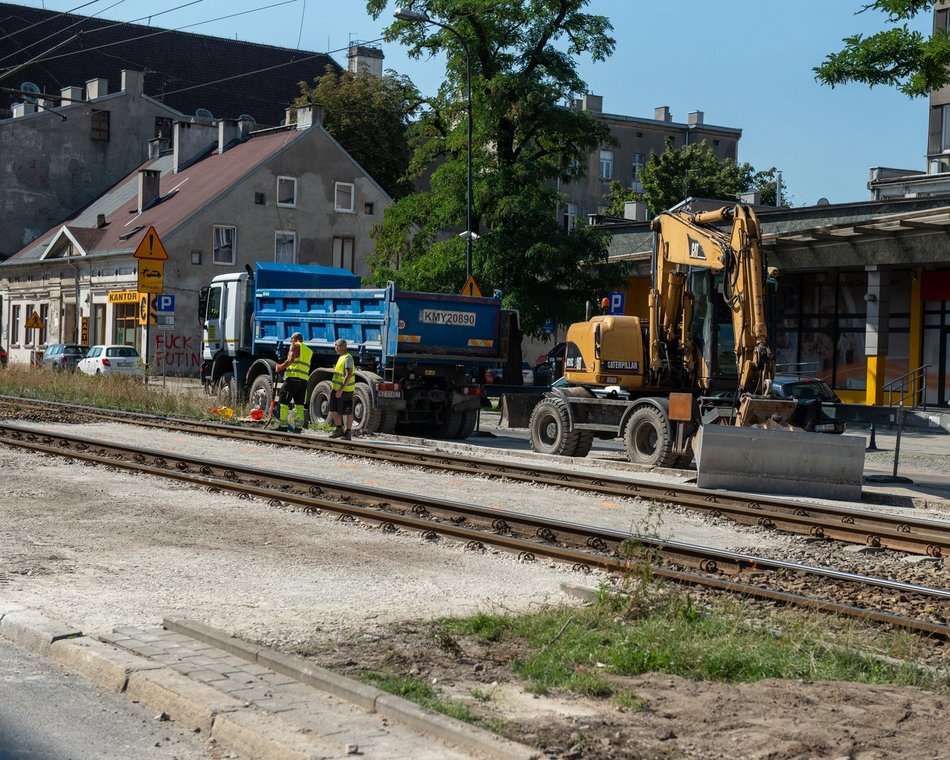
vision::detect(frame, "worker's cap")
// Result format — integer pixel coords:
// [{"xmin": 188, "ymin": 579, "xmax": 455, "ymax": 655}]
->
[{"xmin": 290, "ymin": 332, "xmax": 303, "ymax": 341}]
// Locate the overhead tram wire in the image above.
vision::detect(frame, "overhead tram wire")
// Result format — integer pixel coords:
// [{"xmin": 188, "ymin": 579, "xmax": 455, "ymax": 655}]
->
[
  {"xmin": 0, "ymin": 0, "xmax": 106, "ymax": 42},
  {"xmin": 0, "ymin": 0, "xmax": 128, "ymax": 64},
  {"xmin": 0, "ymin": 0, "xmax": 296, "ymax": 73}
]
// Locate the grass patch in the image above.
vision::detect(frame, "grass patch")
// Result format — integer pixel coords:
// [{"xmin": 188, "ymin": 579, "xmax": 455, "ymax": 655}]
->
[
  {"xmin": 0, "ymin": 367, "xmax": 219, "ymax": 419},
  {"xmin": 437, "ymin": 589, "xmax": 949, "ymax": 704},
  {"xmin": 361, "ymin": 670, "xmax": 475, "ymax": 723}
]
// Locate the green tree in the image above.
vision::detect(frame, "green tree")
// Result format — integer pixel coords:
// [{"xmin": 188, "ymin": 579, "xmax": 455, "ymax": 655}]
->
[
  {"xmin": 815, "ymin": 1, "xmax": 947, "ymax": 97},
  {"xmin": 602, "ymin": 181, "xmax": 642, "ymax": 217},
  {"xmin": 297, "ymin": 66, "xmax": 420, "ymax": 197},
  {"xmin": 365, "ymin": 0, "xmax": 627, "ymax": 335},
  {"xmin": 638, "ymin": 142, "xmax": 786, "ymax": 214}
]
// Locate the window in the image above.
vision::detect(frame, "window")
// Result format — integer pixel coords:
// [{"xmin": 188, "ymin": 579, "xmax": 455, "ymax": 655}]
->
[
  {"xmin": 562, "ymin": 203, "xmax": 578, "ymax": 232},
  {"xmin": 113, "ymin": 303, "xmax": 138, "ymax": 345},
  {"xmin": 598, "ymin": 150, "xmax": 613, "ymax": 181},
  {"xmin": 38, "ymin": 304, "xmax": 48, "ymax": 345},
  {"xmin": 631, "ymin": 153, "xmax": 646, "ymax": 190},
  {"xmin": 213, "ymin": 225, "xmax": 236, "ymax": 265},
  {"xmin": 154, "ymin": 117, "xmax": 172, "ymax": 141},
  {"xmin": 91, "ymin": 109, "xmax": 110, "ymax": 142},
  {"xmin": 942, "ymin": 105, "xmax": 950, "ymax": 152},
  {"xmin": 255, "ymin": 192, "xmax": 265, "ymax": 205},
  {"xmin": 207, "ymin": 286, "xmax": 222, "ymax": 320},
  {"xmin": 335, "ymin": 182, "xmax": 355, "ymax": 213},
  {"xmin": 364, "ymin": 202, "xmax": 375, "ymax": 215},
  {"xmin": 277, "ymin": 176, "xmax": 297, "ymax": 207},
  {"xmin": 275, "ymin": 231, "xmax": 296, "ymax": 264},
  {"xmin": 333, "ymin": 237, "xmax": 355, "ymax": 272},
  {"xmin": 11, "ymin": 305, "xmax": 20, "ymax": 345}
]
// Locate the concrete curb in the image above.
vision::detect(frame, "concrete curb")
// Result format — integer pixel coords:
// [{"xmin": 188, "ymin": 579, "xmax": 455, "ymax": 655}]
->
[
  {"xmin": 164, "ymin": 617, "xmax": 541, "ymax": 760},
  {"xmin": 0, "ymin": 607, "xmax": 359, "ymax": 760}
]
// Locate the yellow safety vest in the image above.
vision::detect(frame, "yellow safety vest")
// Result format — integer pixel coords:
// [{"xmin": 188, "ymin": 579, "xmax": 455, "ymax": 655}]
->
[
  {"xmin": 285, "ymin": 343, "xmax": 313, "ymax": 381},
  {"xmin": 332, "ymin": 352, "xmax": 356, "ymax": 391}
]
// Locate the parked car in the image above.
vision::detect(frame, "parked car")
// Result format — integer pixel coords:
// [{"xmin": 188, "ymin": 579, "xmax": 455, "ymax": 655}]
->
[
  {"xmin": 77, "ymin": 345, "xmax": 144, "ymax": 376},
  {"xmin": 532, "ymin": 342, "xmax": 567, "ymax": 386},
  {"xmin": 771, "ymin": 375, "xmax": 846, "ymax": 434},
  {"xmin": 521, "ymin": 361, "xmax": 534, "ymax": 385},
  {"xmin": 41, "ymin": 343, "xmax": 88, "ymax": 371}
]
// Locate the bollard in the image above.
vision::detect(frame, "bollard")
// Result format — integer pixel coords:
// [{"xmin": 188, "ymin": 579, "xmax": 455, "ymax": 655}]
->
[{"xmin": 866, "ymin": 423, "xmax": 878, "ymax": 452}]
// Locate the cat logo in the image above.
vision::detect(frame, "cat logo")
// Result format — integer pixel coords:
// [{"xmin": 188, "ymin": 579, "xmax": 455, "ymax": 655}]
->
[{"xmin": 687, "ymin": 235, "xmax": 706, "ymax": 260}]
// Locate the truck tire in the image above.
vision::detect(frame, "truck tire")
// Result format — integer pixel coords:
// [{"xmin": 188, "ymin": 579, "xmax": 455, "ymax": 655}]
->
[
  {"xmin": 574, "ymin": 432, "xmax": 594, "ymax": 457},
  {"xmin": 353, "ymin": 384, "xmax": 383, "ymax": 434},
  {"xmin": 623, "ymin": 406, "xmax": 678, "ymax": 467},
  {"xmin": 248, "ymin": 375, "xmax": 274, "ymax": 416},
  {"xmin": 379, "ymin": 411, "xmax": 399, "ymax": 434},
  {"xmin": 309, "ymin": 381, "xmax": 333, "ymax": 426},
  {"xmin": 430, "ymin": 410, "xmax": 463, "ymax": 439},
  {"xmin": 216, "ymin": 372, "xmax": 235, "ymax": 408},
  {"xmin": 454, "ymin": 411, "xmax": 477, "ymax": 440},
  {"xmin": 529, "ymin": 397, "xmax": 585, "ymax": 457}
]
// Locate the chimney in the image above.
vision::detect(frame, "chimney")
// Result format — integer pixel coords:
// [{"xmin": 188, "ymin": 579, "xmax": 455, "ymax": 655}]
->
[
  {"xmin": 138, "ymin": 169, "xmax": 162, "ymax": 212},
  {"xmin": 147, "ymin": 137, "xmax": 167, "ymax": 160},
  {"xmin": 654, "ymin": 106, "xmax": 671, "ymax": 122},
  {"xmin": 687, "ymin": 110, "xmax": 704, "ymax": 126},
  {"xmin": 623, "ymin": 201, "xmax": 647, "ymax": 222},
  {"xmin": 284, "ymin": 107, "xmax": 294, "ymax": 127},
  {"xmin": 237, "ymin": 116, "xmax": 255, "ymax": 138},
  {"xmin": 85, "ymin": 78, "xmax": 108, "ymax": 100},
  {"xmin": 36, "ymin": 97, "xmax": 51, "ymax": 112},
  {"xmin": 739, "ymin": 191, "xmax": 761, "ymax": 205},
  {"xmin": 96, "ymin": 213, "xmax": 107, "ymax": 228},
  {"xmin": 218, "ymin": 118, "xmax": 241, "ymax": 154},
  {"xmin": 296, "ymin": 104, "xmax": 324, "ymax": 130},
  {"xmin": 121, "ymin": 70, "xmax": 144, "ymax": 96},
  {"xmin": 172, "ymin": 119, "xmax": 218, "ymax": 173},
  {"xmin": 347, "ymin": 44, "xmax": 384, "ymax": 77},
  {"xmin": 60, "ymin": 85, "xmax": 83, "ymax": 104},
  {"xmin": 12, "ymin": 102, "xmax": 36, "ymax": 118},
  {"xmin": 581, "ymin": 93, "xmax": 603, "ymax": 113}
]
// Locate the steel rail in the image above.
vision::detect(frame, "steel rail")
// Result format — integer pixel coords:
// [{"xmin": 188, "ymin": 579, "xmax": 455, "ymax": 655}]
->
[
  {"xmin": 1, "ymin": 422, "xmax": 947, "ymax": 639},
  {"xmin": 2, "ymin": 395, "xmax": 949, "ymax": 557}
]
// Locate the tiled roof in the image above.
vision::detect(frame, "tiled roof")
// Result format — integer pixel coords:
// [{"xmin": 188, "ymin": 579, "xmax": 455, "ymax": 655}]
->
[
  {"xmin": 0, "ymin": 2, "xmax": 341, "ymax": 125},
  {"xmin": 4, "ymin": 128, "xmax": 307, "ymax": 263}
]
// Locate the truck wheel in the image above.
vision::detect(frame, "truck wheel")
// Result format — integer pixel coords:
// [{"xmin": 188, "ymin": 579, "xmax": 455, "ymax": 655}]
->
[
  {"xmin": 529, "ymin": 398, "xmax": 583, "ymax": 456},
  {"xmin": 430, "ymin": 410, "xmax": 463, "ymax": 439},
  {"xmin": 353, "ymin": 384, "xmax": 383, "ymax": 434},
  {"xmin": 216, "ymin": 372, "xmax": 235, "ymax": 407},
  {"xmin": 248, "ymin": 375, "xmax": 274, "ymax": 416},
  {"xmin": 623, "ymin": 406, "xmax": 677, "ymax": 467},
  {"xmin": 309, "ymin": 381, "xmax": 333, "ymax": 426},
  {"xmin": 454, "ymin": 411, "xmax": 477, "ymax": 440},
  {"xmin": 379, "ymin": 411, "xmax": 399, "ymax": 434}
]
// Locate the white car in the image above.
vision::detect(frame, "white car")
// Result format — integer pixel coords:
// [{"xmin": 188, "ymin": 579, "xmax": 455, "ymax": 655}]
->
[{"xmin": 77, "ymin": 345, "xmax": 144, "ymax": 376}]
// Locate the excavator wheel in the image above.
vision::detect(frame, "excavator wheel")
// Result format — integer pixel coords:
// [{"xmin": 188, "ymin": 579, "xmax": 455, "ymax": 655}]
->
[
  {"xmin": 529, "ymin": 397, "xmax": 585, "ymax": 457},
  {"xmin": 623, "ymin": 406, "xmax": 679, "ymax": 468}
]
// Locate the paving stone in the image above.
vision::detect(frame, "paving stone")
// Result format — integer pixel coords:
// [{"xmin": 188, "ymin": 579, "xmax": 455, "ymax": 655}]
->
[
  {"xmin": 188, "ymin": 669, "xmax": 232, "ymax": 685},
  {"xmin": 127, "ymin": 644, "xmax": 165, "ymax": 657}
]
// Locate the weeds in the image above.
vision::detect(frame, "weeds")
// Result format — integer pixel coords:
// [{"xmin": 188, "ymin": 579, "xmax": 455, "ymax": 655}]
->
[{"xmin": 361, "ymin": 671, "xmax": 475, "ymax": 722}]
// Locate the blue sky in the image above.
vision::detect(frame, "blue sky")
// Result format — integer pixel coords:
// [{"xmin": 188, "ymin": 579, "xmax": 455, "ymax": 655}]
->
[{"xmin": 12, "ymin": 0, "xmax": 932, "ymax": 206}]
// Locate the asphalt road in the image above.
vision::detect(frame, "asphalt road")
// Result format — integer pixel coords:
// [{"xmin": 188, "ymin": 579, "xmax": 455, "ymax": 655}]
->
[{"xmin": 0, "ymin": 640, "xmax": 213, "ymax": 760}]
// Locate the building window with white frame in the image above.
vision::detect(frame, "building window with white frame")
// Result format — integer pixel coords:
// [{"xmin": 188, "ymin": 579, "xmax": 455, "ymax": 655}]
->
[
  {"xmin": 562, "ymin": 203, "xmax": 578, "ymax": 232},
  {"xmin": 11, "ymin": 305, "xmax": 20, "ymax": 346},
  {"xmin": 275, "ymin": 231, "xmax": 296, "ymax": 264},
  {"xmin": 334, "ymin": 182, "xmax": 355, "ymax": 213},
  {"xmin": 333, "ymin": 237, "xmax": 355, "ymax": 272},
  {"xmin": 599, "ymin": 150, "xmax": 613, "ymax": 181},
  {"xmin": 631, "ymin": 152, "xmax": 645, "ymax": 192},
  {"xmin": 277, "ymin": 176, "xmax": 297, "ymax": 207},
  {"xmin": 212, "ymin": 225, "xmax": 236, "ymax": 265}
]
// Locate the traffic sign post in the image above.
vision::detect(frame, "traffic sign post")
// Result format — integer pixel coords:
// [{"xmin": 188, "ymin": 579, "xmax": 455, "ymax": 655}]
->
[
  {"xmin": 133, "ymin": 227, "xmax": 168, "ymax": 378},
  {"xmin": 461, "ymin": 275, "xmax": 482, "ymax": 298}
]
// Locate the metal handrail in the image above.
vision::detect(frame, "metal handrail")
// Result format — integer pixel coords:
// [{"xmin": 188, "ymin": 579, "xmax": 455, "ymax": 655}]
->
[{"xmin": 883, "ymin": 364, "xmax": 930, "ymax": 410}]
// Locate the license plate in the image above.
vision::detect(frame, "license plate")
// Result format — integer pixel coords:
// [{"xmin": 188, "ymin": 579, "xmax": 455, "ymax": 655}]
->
[
  {"xmin": 815, "ymin": 423, "xmax": 836, "ymax": 432},
  {"xmin": 377, "ymin": 390, "xmax": 401, "ymax": 398}
]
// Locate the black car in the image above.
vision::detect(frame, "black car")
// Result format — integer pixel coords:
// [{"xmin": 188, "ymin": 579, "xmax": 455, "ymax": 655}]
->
[{"xmin": 771, "ymin": 375, "xmax": 846, "ymax": 434}]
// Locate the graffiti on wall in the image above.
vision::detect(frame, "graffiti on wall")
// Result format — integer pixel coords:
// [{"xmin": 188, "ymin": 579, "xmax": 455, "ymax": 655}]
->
[{"xmin": 154, "ymin": 332, "xmax": 200, "ymax": 371}]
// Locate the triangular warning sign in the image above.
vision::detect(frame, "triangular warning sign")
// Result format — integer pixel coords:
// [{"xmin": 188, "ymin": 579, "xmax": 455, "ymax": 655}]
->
[
  {"xmin": 133, "ymin": 226, "xmax": 168, "ymax": 261},
  {"xmin": 461, "ymin": 275, "xmax": 482, "ymax": 298},
  {"xmin": 25, "ymin": 311, "xmax": 44, "ymax": 329}
]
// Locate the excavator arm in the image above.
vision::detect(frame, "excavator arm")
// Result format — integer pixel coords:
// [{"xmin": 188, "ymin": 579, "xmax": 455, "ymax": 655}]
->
[{"xmin": 649, "ymin": 205, "xmax": 775, "ymax": 397}]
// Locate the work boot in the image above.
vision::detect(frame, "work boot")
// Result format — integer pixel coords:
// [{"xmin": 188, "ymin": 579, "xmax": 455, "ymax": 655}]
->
[
  {"xmin": 329, "ymin": 426, "xmax": 345, "ymax": 439},
  {"xmin": 341, "ymin": 430, "xmax": 352, "ymax": 441},
  {"xmin": 277, "ymin": 426, "xmax": 288, "ymax": 432}
]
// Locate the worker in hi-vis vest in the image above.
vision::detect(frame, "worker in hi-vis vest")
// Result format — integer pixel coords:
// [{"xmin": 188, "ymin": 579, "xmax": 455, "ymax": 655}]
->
[
  {"xmin": 328, "ymin": 338, "xmax": 356, "ymax": 440},
  {"xmin": 274, "ymin": 332, "xmax": 312, "ymax": 433}
]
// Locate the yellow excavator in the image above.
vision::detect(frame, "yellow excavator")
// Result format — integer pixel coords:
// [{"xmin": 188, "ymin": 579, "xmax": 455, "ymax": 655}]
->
[{"xmin": 528, "ymin": 204, "xmax": 866, "ymax": 499}]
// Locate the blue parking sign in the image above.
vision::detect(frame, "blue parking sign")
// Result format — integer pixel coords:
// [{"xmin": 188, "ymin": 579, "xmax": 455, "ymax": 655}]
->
[
  {"xmin": 542, "ymin": 316, "xmax": 556, "ymax": 335},
  {"xmin": 608, "ymin": 292, "xmax": 625, "ymax": 315},
  {"xmin": 156, "ymin": 294, "xmax": 175, "ymax": 313}
]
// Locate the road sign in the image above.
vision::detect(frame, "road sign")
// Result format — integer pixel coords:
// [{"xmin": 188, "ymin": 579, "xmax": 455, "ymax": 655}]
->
[
  {"xmin": 542, "ymin": 316, "xmax": 556, "ymax": 335},
  {"xmin": 133, "ymin": 226, "xmax": 168, "ymax": 261},
  {"xmin": 608, "ymin": 291, "xmax": 625, "ymax": 316},
  {"xmin": 137, "ymin": 259, "xmax": 164, "ymax": 295},
  {"xmin": 138, "ymin": 294, "xmax": 157, "ymax": 326},
  {"xmin": 25, "ymin": 311, "xmax": 44, "ymax": 329},
  {"xmin": 155, "ymin": 294, "xmax": 175, "ymax": 312},
  {"xmin": 461, "ymin": 275, "xmax": 482, "ymax": 298}
]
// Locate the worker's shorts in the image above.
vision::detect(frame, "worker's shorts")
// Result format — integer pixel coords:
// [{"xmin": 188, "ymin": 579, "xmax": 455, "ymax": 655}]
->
[
  {"xmin": 278, "ymin": 378, "xmax": 307, "ymax": 406},
  {"xmin": 329, "ymin": 390, "xmax": 353, "ymax": 415}
]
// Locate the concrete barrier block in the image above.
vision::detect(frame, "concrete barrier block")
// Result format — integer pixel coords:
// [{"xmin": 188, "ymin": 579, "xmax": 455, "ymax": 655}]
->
[
  {"xmin": 126, "ymin": 668, "xmax": 243, "ymax": 734},
  {"xmin": 0, "ymin": 609, "xmax": 81, "ymax": 655},
  {"xmin": 375, "ymin": 694, "xmax": 540, "ymax": 760},
  {"xmin": 48, "ymin": 637, "xmax": 163, "ymax": 692},
  {"xmin": 257, "ymin": 649, "xmax": 383, "ymax": 712},
  {"xmin": 212, "ymin": 708, "xmax": 333, "ymax": 760}
]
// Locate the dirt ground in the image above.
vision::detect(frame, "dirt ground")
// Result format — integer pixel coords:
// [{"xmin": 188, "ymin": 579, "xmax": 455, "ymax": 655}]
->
[{"xmin": 1, "ymin": 423, "xmax": 949, "ymax": 759}]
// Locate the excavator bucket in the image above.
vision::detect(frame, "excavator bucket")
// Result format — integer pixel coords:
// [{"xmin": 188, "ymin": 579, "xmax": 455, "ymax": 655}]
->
[{"xmin": 694, "ymin": 421, "xmax": 866, "ymax": 502}]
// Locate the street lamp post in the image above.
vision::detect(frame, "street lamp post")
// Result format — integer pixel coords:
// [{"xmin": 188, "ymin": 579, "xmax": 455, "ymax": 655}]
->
[{"xmin": 394, "ymin": 9, "xmax": 474, "ymax": 278}]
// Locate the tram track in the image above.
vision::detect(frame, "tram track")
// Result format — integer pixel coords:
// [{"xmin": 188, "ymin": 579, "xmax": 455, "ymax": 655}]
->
[
  {"xmin": 0, "ymin": 421, "xmax": 947, "ymax": 639},
  {"xmin": 2, "ymin": 394, "xmax": 950, "ymax": 558}
]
